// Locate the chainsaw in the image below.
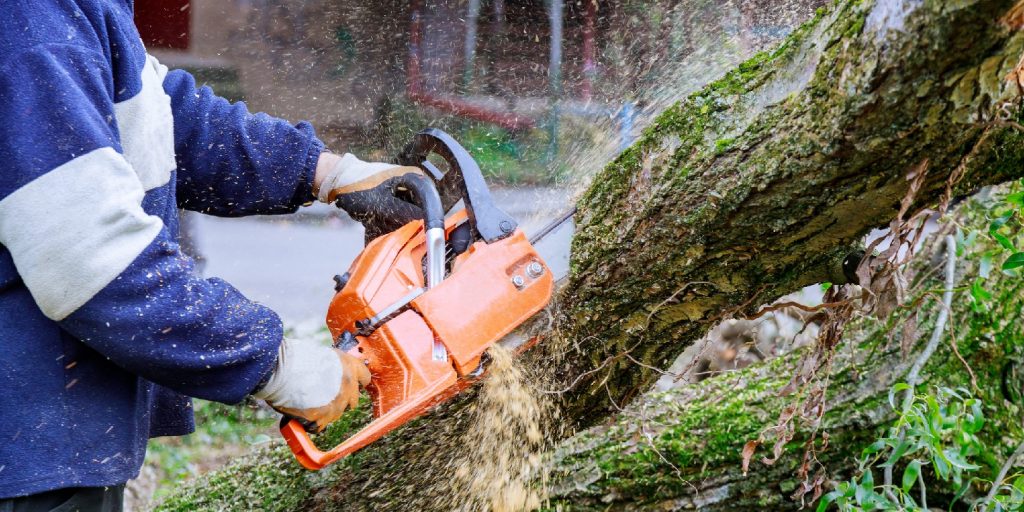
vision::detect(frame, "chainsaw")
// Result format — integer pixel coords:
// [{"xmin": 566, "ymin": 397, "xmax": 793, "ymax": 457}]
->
[{"xmin": 279, "ymin": 128, "xmax": 577, "ymax": 470}]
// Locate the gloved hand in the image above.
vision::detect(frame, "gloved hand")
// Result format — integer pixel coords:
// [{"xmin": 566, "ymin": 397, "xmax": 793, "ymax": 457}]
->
[
  {"xmin": 254, "ymin": 337, "xmax": 371, "ymax": 433},
  {"xmin": 315, "ymin": 153, "xmax": 426, "ymax": 240}
]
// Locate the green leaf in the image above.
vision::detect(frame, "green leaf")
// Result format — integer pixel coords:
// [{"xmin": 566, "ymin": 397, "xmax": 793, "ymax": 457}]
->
[
  {"xmin": 1003, "ymin": 252, "xmax": 1024, "ymax": 270},
  {"xmin": 1013, "ymin": 475, "xmax": 1024, "ymax": 492},
  {"xmin": 889, "ymin": 383, "xmax": 911, "ymax": 409},
  {"xmin": 854, "ymin": 481, "xmax": 866, "ymax": 505},
  {"xmin": 951, "ymin": 478, "xmax": 973, "ymax": 507},
  {"xmin": 943, "ymin": 448, "xmax": 979, "ymax": 471},
  {"xmin": 934, "ymin": 454, "xmax": 950, "ymax": 480},
  {"xmin": 816, "ymin": 491, "xmax": 839, "ymax": 512},
  {"xmin": 1007, "ymin": 190, "xmax": 1024, "ymax": 208},
  {"xmin": 993, "ymin": 232, "xmax": 1015, "ymax": 251},
  {"xmin": 971, "ymin": 279, "xmax": 993, "ymax": 303},
  {"xmin": 884, "ymin": 441, "xmax": 911, "ymax": 467},
  {"xmin": 980, "ymin": 255, "xmax": 994, "ymax": 278},
  {"xmin": 862, "ymin": 439, "xmax": 886, "ymax": 458},
  {"xmin": 902, "ymin": 459, "xmax": 922, "ymax": 492},
  {"xmin": 991, "ymin": 212, "xmax": 1014, "ymax": 232},
  {"xmin": 990, "ymin": 212, "xmax": 1016, "ymax": 250},
  {"xmin": 966, "ymin": 401, "xmax": 985, "ymax": 434},
  {"xmin": 862, "ymin": 489, "xmax": 885, "ymax": 508}
]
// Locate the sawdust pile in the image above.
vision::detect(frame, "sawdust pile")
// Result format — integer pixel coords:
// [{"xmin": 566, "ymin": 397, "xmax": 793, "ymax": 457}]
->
[{"xmin": 442, "ymin": 344, "xmax": 551, "ymax": 511}]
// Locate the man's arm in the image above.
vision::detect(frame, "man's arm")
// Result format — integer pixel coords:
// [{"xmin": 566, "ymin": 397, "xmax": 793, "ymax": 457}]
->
[
  {"xmin": 163, "ymin": 69, "xmax": 324, "ymax": 216},
  {"xmin": 164, "ymin": 69, "xmax": 434, "ymax": 226},
  {"xmin": 0, "ymin": 45, "xmax": 279, "ymax": 403}
]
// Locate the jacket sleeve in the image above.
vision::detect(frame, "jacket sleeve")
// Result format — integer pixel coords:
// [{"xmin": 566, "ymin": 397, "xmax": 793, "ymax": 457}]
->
[
  {"xmin": 0, "ymin": 44, "xmax": 280, "ymax": 404},
  {"xmin": 163, "ymin": 69, "xmax": 325, "ymax": 216}
]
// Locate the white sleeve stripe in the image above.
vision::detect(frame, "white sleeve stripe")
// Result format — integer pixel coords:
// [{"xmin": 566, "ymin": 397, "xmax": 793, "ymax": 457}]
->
[
  {"xmin": 114, "ymin": 54, "xmax": 176, "ymax": 192},
  {"xmin": 0, "ymin": 147, "xmax": 164, "ymax": 320}
]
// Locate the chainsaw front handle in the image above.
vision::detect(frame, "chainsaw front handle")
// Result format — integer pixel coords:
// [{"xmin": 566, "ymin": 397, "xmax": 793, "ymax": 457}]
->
[
  {"xmin": 389, "ymin": 172, "xmax": 444, "ymax": 231},
  {"xmin": 392, "ymin": 172, "xmax": 446, "ymax": 289},
  {"xmin": 397, "ymin": 128, "xmax": 517, "ymax": 243}
]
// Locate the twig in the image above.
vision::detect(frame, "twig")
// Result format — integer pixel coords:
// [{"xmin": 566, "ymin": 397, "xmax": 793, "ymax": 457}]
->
[
  {"xmin": 903, "ymin": 234, "xmax": 958, "ymax": 405},
  {"xmin": 605, "ymin": 382, "xmax": 623, "ymax": 412},
  {"xmin": 745, "ymin": 299, "xmax": 854, "ymax": 320},
  {"xmin": 884, "ymin": 234, "xmax": 958, "ymax": 492},
  {"xmin": 624, "ymin": 352, "xmax": 683, "ymax": 380},
  {"xmin": 934, "ymin": 293, "xmax": 979, "ymax": 391},
  {"xmin": 644, "ymin": 281, "xmax": 716, "ymax": 327},
  {"xmin": 537, "ymin": 353, "xmax": 617, "ymax": 394},
  {"xmin": 675, "ymin": 336, "xmax": 716, "ymax": 382},
  {"xmin": 918, "ymin": 469, "xmax": 928, "ymax": 510},
  {"xmin": 538, "ymin": 332, "xmax": 650, "ymax": 395},
  {"xmin": 981, "ymin": 440, "xmax": 1024, "ymax": 508}
]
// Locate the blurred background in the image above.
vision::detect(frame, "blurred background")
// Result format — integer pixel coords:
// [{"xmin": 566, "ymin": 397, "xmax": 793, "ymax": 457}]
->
[
  {"xmin": 129, "ymin": 0, "xmax": 828, "ymax": 507},
  {"xmin": 137, "ymin": 0, "xmax": 824, "ymax": 327}
]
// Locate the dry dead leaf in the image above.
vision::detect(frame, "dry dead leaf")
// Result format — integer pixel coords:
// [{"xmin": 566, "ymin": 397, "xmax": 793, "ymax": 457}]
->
[
  {"xmin": 741, "ymin": 440, "xmax": 760, "ymax": 475},
  {"xmin": 1002, "ymin": 1, "xmax": 1024, "ymax": 30}
]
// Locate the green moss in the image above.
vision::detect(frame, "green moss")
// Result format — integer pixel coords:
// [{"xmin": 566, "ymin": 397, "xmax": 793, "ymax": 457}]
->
[
  {"xmin": 155, "ymin": 400, "xmax": 373, "ymax": 511},
  {"xmin": 714, "ymin": 137, "xmax": 736, "ymax": 154}
]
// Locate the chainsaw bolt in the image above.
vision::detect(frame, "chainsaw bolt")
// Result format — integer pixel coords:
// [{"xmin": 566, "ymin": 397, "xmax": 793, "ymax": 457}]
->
[
  {"xmin": 511, "ymin": 275, "xmax": 526, "ymax": 289},
  {"xmin": 526, "ymin": 262, "xmax": 544, "ymax": 278},
  {"xmin": 500, "ymin": 220, "xmax": 514, "ymax": 233}
]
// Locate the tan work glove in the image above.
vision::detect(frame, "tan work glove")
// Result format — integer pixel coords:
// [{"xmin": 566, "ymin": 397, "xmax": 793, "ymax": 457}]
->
[
  {"xmin": 316, "ymin": 153, "xmax": 426, "ymax": 240},
  {"xmin": 254, "ymin": 337, "xmax": 371, "ymax": 432}
]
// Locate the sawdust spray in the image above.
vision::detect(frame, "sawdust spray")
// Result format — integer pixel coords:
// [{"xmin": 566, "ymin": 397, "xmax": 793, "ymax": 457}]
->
[{"xmin": 441, "ymin": 344, "xmax": 552, "ymax": 511}]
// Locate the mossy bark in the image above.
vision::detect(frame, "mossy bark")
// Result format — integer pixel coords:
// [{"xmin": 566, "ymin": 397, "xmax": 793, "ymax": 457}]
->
[
  {"xmin": 156, "ymin": 0, "xmax": 1024, "ymax": 510},
  {"xmin": 555, "ymin": 0, "xmax": 1024, "ymax": 427},
  {"xmin": 546, "ymin": 206, "xmax": 1024, "ymax": 509}
]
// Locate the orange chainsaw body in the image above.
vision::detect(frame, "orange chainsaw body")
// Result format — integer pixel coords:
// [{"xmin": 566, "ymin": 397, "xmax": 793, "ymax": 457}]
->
[{"xmin": 281, "ymin": 209, "xmax": 553, "ymax": 470}]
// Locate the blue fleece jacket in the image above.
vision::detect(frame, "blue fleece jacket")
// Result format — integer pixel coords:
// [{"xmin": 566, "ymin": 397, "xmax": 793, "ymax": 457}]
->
[{"xmin": 0, "ymin": 0, "xmax": 324, "ymax": 497}]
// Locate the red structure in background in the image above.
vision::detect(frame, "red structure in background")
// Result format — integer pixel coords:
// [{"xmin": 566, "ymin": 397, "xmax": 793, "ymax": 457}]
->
[
  {"xmin": 134, "ymin": 0, "xmax": 191, "ymax": 50},
  {"xmin": 407, "ymin": 0, "xmax": 535, "ymax": 132}
]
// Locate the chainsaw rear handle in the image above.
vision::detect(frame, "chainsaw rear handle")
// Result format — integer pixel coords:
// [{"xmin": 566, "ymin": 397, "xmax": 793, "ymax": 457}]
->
[{"xmin": 396, "ymin": 128, "xmax": 517, "ymax": 243}]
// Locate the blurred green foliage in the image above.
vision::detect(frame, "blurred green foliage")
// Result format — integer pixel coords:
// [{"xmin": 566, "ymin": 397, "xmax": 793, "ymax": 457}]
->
[
  {"xmin": 364, "ymin": 99, "xmax": 583, "ymax": 186},
  {"xmin": 144, "ymin": 400, "xmax": 277, "ymax": 502}
]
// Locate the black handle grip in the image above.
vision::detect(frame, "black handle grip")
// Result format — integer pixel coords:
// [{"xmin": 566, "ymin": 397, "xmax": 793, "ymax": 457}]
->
[
  {"xmin": 280, "ymin": 413, "xmax": 319, "ymax": 434},
  {"xmin": 392, "ymin": 173, "xmax": 444, "ymax": 230},
  {"xmin": 334, "ymin": 172, "xmax": 443, "ymax": 241}
]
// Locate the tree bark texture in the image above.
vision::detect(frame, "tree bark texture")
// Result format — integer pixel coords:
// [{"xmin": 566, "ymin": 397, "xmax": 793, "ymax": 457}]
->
[
  {"xmin": 545, "ymin": 201, "xmax": 1024, "ymax": 509},
  {"xmin": 156, "ymin": 0, "xmax": 1024, "ymax": 510},
  {"xmin": 556, "ymin": 0, "xmax": 1024, "ymax": 427}
]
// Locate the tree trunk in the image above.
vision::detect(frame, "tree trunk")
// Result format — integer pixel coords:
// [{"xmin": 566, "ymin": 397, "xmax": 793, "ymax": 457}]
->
[
  {"xmin": 554, "ymin": 0, "xmax": 1024, "ymax": 427},
  {"xmin": 155, "ymin": 0, "xmax": 1024, "ymax": 510},
  {"xmin": 546, "ymin": 202, "xmax": 1024, "ymax": 510}
]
